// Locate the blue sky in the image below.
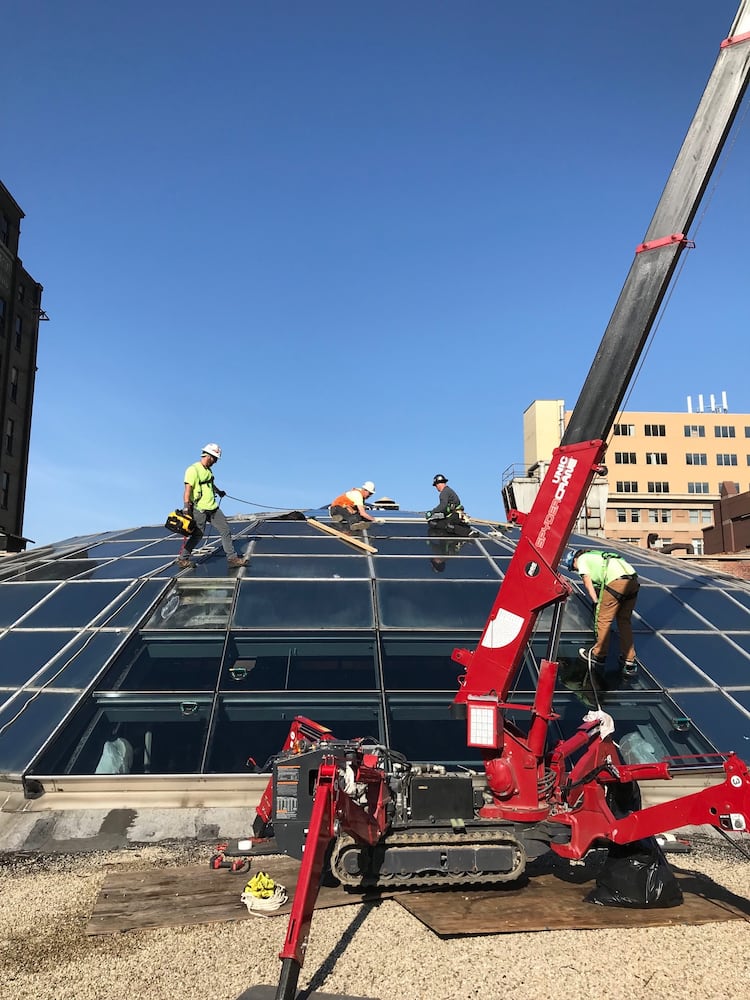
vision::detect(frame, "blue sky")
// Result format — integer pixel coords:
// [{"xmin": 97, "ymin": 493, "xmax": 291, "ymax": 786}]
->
[{"xmin": 5, "ymin": 0, "xmax": 749, "ymax": 545}]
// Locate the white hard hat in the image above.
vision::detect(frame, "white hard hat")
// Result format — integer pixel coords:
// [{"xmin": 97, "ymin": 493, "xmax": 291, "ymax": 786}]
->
[
  {"xmin": 361, "ymin": 481, "xmax": 375, "ymax": 493},
  {"xmin": 202, "ymin": 443, "xmax": 222, "ymax": 460}
]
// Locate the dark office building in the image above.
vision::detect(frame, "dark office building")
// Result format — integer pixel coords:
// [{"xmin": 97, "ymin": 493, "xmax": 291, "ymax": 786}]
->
[{"xmin": 0, "ymin": 181, "xmax": 46, "ymax": 552}]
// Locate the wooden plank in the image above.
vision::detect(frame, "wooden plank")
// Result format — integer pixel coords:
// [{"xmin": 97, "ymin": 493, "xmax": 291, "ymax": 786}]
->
[
  {"xmin": 395, "ymin": 871, "xmax": 749, "ymax": 936},
  {"xmin": 307, "ymin": 518, "xmax": 378, "ymax": 553},
  {"xmin": 86, "ymin": 857, "xmax": 388, "ymax": 936}
]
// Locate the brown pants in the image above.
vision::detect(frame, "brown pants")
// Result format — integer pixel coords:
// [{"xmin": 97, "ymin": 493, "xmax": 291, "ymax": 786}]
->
[{"xmin": 592, "ymin": 576, "xmax": 639, "ymax": 662}]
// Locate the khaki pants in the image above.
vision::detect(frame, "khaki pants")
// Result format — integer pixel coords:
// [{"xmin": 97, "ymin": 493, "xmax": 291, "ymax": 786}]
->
[{"xmin": 592, "ymin": 576, "xmax": 639, "ymax": 662}]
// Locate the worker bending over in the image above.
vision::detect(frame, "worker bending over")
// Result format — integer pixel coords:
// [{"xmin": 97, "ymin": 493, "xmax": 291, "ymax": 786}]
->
[
  {"xmin": 329, "ymin": 481, "xmax": 378, "ymax": 531},
  {"xmin": 565, "ymin": 548, "xmax": 639, "ymax": 674},
  {"xmin": 177, "ymin": 443, "xmax": 247, "ymax": 570}
]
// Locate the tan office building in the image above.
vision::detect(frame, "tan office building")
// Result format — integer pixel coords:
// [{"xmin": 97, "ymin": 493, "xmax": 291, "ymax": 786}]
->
[{"xmin": 521, "ymin": 399, "xmax": 750, "ymax": 554}]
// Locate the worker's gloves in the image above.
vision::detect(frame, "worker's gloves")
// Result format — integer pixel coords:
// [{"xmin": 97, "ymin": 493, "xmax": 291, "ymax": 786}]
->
[
  {"xmin": 215, "ymin": 489, "xmax": 226, "ymax": 498},
  {"xmin": 183, "ymin": 503, "xmax": 194, "ymax": 516}
]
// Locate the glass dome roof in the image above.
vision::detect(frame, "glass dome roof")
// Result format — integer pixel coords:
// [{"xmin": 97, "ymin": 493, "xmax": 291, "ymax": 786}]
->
[{"xmin": 1, "ymin": 510, "xmax": 749, "ymax": 790}]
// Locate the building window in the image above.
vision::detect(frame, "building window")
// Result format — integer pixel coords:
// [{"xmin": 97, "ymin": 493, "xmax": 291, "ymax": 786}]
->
[
  {"xmin": 684, "ymin": 425, "xmax": 706, "ymax": 438},
  {"xmin": 647, "ymin": 481, "xmax": 669, "ymax": 494},
  {"xmin": 0, "ymin": 471, "xmax": 8, "ymax": 509},
  {"xmin": 631, "ymin": 509, "xmax": 640, "ymax": 523},
  {"xmin": 688, "ymin": 509, "xmax": 712, "ymax": 525},
  {"xmin": 644, "ymin": 424, "xmax": 666, "ymax": 437},
  {"xmin": 9, "ymin": 367, "xmax": 18, "ymax": 403},
  {"xmin": 688, "ymin": 482, "xmax": 710, "ymax": 494},
  {"xmin": 13, "ymin": 316, "xmax": 22, "ymax": 350},
  {"xmin": 715, "ymin": 425, "xmax": 736, "ymax": 438},
  {"xmin": 17, "ymin": 283, "xmax": 25, "ymax": 303},
  {"xmin": 745, "ymin": 427, "xmax": 750, "ymax": 438},
  {"xmin": 686, "ymin": 453, "xmax": 707, "ymax": 466},
  {"xmin": 5, "ymin": 418, "xmax": 14, "ymax": 455},
  {"xmin": 0, "ymin": 213, "xmax": 8, "ymax": 247},
  {"xmin": 646, "ymin": 452, "xmax": 668, "ymax": 465},
  {"xmin": 717, "ymin": 454, "xmax": 738, "ymax": 466},
  {"xmin": 692, "ymin": 538, "xmax": 705, "ymax": 555},
  {"xmin": 614, "ymin": 452, "xmax": 637, "ymax": 464},
  {"xmin": 615, "ymin": 481, "xmax": 638, "ymax": 493},
  {"xmin": 616, "ymin": 508, "xmax": 627, "ymax": 523},
  {"xmin": 613, "ymin": 424, "xmax": 635, "ymax": 436},
  {"xmin": 720, "ymin": 482, "xmax": 740, "ymax": 494},
  {"xmin": 0, "ymin": 297, "xmax": 5, "ymax": 336},
  {"xmin": 648, "ymin": 509, "xmax": 671, "ymax": 523}
]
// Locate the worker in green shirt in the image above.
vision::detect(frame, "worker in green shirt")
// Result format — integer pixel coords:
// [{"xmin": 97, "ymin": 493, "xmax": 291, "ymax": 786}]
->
[
  {"xmin": 564, "ymin": 548, "xmax": 639, "ymax": 674},
  {"xmin": 177, "ymin": 443, "xmax": 247, "ymax": 570}
]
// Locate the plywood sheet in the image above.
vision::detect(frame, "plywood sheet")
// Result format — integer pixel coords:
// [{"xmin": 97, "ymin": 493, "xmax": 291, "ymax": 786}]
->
[
  {"xmin": 87, "ymin": 856, "xmax": 378, "ymax": 936},
  {"xmin": 395, "ymin": 871, "xmax": 750, "ymax": 936}
]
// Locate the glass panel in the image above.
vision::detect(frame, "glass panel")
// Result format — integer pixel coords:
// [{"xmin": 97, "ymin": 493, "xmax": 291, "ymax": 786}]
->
[
  {"xmin": 64, "ymin": 541, "xmax": 147, "ymax": 558},
  {"xmin": 251, "ymin": 520, "xmax": 319, "ymax": 536},
  {"xmin": 143, "ymin": 581, "xmax": 236, "ymax": 629},
  {"xmin": 134, "ymin": 538, "xmax": 194, "ymax": 556},
  {"xmin": 80, "ymin": 558, "xmax": 176, "ymax": 580},
  {"xmin": 245, "ymin": 556, "xmax": 368, "ymax": 579},
  {"xmin": 113, "ymin": 526, "xmax": 175, "ymax": 541},
  {"xmin": 631, "ymin": 633, "xmax": 712, "ymax": 688},
  {"xmin": 6, "ymin": 560, "xmax": 96, "ymax": 582},
  {"xmin": 355, "ymin": 521, "xmax": 432, "ymax": 537},
  {"xmin": 0, "ymin": 582, "xmax": 58, "ymax": 625},
  {"xmin": 374, "ymin": 557, "xmax": 499, "ymax": 581},
  {"xmin": 0, "ymin": 691, "xmax": 79, "ymax": 775},
  {"xmin": 31, "ymin": 694, "xmax": 213, "ymax": 775},
  {"xmin": 207, "ymin": 694, "xmax": 382, "ymax": 773},
  {"xmin": 623, "ymin": 561, "xmax": 699, "ymax": 586},
  {"xmin": 372, "ymin": 537, "xmax": 482, "ymax": 556},
  {"xmin": 103, "ymin": 579, "xmax": 171, "ymax": 629},
  {"xmin": 234, "ymin": 581, "xmax": 374, "ymax": 629},
  {"xmin": 668, "ymin": 691, "xmax": 750, "ymax": 756},
  {"xmin": 665, "ymin": 634, "xmax": 750, "ymax": 687},
  {"xmin": 39, "ymin": 632, "xmax": 127, "ymax": 690},
  {"xmin": 554, "ymin": 693, "xmax": 719, "ymax": 763},
  {"xmin": 672, "ymin": 587, "xmax": 750, "ymax": 630},
  {"xmin": 19, "ymin": 582, "xmax": 129, "ymax": 628},
  {"xmin": 377, "ymin": 581, "xmax": 496, "ymax": 630},
  {"xmin": 386, "ymin": 694, "xmax": 485, "ymax": 768},
  {"xmin": 0, "ymin": 631, "xmax": 76, "ymax": 686},
  {"xmin": 633, "ymin": 584, "xmax": 706, "ymax": 629},
  {"xmin": 222, "ymin": 638, "xmax": 377, "ymax": 690},
  {"xmin": 382, "ymin": 638, "xmax": 536, "ymax": 691},
  {"xmin": 251, "ymin": 536, "xmax": 357, "ymax": 555},
  {"xmin": 725, "ymin": 589, "xmax": 750, "ymax": 615},
  {"xmin": 98, "ymin": 634, "xmax": 225, "ymax": 691}
]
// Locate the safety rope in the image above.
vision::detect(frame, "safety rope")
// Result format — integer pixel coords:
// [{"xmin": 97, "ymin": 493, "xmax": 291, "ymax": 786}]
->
[
  {"xmin": 240, "ymin": 871, "xmax": 288, "ymax": 914},
  {"xmin": 223, "ymin": 492, "xmax": 304, "ymax": 512}
]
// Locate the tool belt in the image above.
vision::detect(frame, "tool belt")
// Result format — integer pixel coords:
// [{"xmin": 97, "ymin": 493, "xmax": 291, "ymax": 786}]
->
[{"xmin": 165, "ymin": 510, "xmax": 196, "ymax": 536}]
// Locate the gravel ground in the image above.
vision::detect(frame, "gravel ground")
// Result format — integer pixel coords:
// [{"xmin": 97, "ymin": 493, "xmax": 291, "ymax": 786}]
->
[{"xmin": 1, "ymin": 836, "xmax": 748, "ymax": 1000}]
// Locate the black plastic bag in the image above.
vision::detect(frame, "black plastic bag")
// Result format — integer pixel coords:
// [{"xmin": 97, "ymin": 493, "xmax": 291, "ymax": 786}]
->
[{"xmin": 585, "ymin": 837, "xmax": 683, "ymax": 908}]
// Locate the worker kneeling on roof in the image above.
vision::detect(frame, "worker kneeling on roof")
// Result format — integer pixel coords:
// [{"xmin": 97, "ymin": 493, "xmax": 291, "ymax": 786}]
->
[
  {"xmin": 425, "ymin": 474, "xmax": 472, "ymax": 537},
  {"xmin": 329, "ymin": 481, "xmax": 378, "ymax": 531}
]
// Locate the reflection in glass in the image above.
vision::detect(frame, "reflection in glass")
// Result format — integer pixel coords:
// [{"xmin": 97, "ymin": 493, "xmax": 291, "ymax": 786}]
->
[
  {"xmin": 633, "ymin": 585, "xmax": 706, "ymax": 630},
  {"xmin": 32, "ymin": 694, "xmax": 213, "ymax": 775},
  {"xmin": 377, "ymin": 581, "xmax": 496, "ymax": 630},
  {"xmin": 97, "ymin": 634, "xmax": 225, "ymax": 691},
  {"xmin": 668, "ymin": 690, "xmax": 750, "ymax": 757},
  {"xmin": 374, "ymin": 556, "xmax": 500, "ymax": 581},
  {"xmin": 20, "ymin": 582, "xmax": 129, "ymax": 629},
  {"xmin": 208, "ymin": 694, "xmax": 382, "ymax": 773},
  {"xmin": 0, "ymin": 691, "xmax": 79, "ymax": 774},
  {"xmin": 223, "ymin": 638, "xmax": 377, "ymax": 690},
  {"xmin": 665, "ymin": 633, "xmax": 750, "ymax": 687},
  {"xmin": 246, "ymin": 556, "xmax": 368, "ymax": 579},
  {"xmin": 382, "ymin": 638, "xmax": 537, "ymax": 692},
  {"xmin": 235, "ymin": 581, "xmax": 373, "ymax": 629},
  {"xmin": 144, "ymin": 581, "xmax": 235, "ymax": 629}
]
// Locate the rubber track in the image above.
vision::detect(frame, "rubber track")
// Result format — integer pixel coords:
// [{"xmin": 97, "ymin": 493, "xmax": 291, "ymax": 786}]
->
[{"xmin": 330, "ymin": 828, "xmax": 526, "ymax": 889}]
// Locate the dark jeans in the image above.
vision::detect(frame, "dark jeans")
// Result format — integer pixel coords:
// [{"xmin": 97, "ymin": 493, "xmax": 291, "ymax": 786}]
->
[
  {"xmin": 329, "ymin": 504, "xmax": 361, "ymax": 529},
  {"xmin": 184, "ymin": 506, "xmax": 236, "ymax": 558}
]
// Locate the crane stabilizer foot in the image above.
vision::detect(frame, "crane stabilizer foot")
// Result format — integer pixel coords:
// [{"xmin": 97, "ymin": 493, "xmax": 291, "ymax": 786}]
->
[{"xmin": 237, "ymin": 987, "xmax": 380, "ymax": 1000}]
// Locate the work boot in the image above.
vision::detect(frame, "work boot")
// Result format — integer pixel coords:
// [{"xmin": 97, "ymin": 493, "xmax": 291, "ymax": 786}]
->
[
  {"xmin": 349, "ymin": 521, "xmax": 368, "ymax": 531},
  {"xmin": 227, "ymin": 556, "xmax": 247, "ymax": 568},
  {"xmin": 176, "ymin": 557, "xmax": 193, "ymax": 569},
  {"xmin": 621, "ymin": 659, "xmax": 638, "ymax": 677}
]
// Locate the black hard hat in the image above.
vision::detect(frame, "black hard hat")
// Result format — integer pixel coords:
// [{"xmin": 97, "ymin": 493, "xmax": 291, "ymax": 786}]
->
[{"xmin": 432, "ymin": 474, "xmax": 448, "ymax": 486}]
